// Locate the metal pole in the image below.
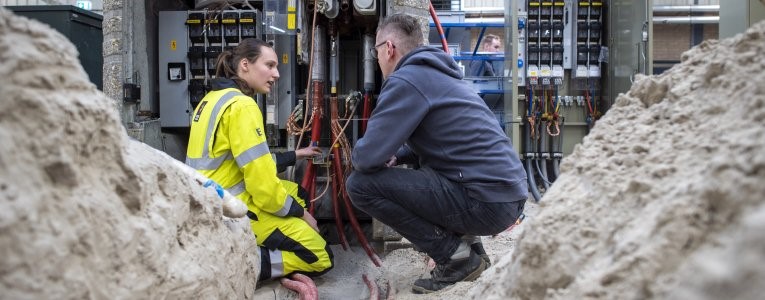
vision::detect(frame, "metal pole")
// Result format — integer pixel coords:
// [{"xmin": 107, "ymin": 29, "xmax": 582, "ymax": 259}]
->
[
  {"xmin": 648, "ymin": 0, "xmax": 654, "ymax": 75},
  {"xmin": 505, "ymin": 0, "xmax": 521, "ymax": 154}
]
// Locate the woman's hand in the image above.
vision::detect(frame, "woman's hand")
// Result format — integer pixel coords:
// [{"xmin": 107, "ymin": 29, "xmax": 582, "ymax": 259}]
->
[
  {"xmin": 301, "ymin": 211, "xmax": 320, "ymax": 232},
  {"xmin": 295, "ymin": 146, "xmax": 323, "ymax": 160}
]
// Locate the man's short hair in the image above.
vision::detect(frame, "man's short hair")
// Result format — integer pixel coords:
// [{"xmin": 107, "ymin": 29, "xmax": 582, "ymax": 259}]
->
[
  {"xmin": 377, "ymin": 14, "xmax": 425, "ymax": 56},
  {"xmin": 483, "ymin": 34, "xmax": 500, "ymax": 46}
]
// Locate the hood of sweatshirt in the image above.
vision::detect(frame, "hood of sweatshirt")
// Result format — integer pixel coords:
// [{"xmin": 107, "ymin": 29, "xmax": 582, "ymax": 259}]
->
[{"xmin": 393, "ymin": 46, "xmax": 463, "ymax": 80}]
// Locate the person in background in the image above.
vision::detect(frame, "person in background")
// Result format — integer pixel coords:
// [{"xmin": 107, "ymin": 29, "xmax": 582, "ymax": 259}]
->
[
  {"xmin": 469, "ymin": 34, "xmax": 501, "ymax": 77},
  {"xmin": 346, "ymin": 14, "xmax": 527, "ymax": 294},
  {"xmin": 185, "ymin": 38, "xmax": 332, "ymax": 287}
]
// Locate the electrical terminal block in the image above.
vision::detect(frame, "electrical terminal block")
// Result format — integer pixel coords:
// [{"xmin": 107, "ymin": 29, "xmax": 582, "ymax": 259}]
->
[
  {"xmin": 295, "ymin": 100, "xmax": 305, "ymax": 120},
  {"xmin": 312, "ymin": 148, "xmax": 331, "ymax": 165}
]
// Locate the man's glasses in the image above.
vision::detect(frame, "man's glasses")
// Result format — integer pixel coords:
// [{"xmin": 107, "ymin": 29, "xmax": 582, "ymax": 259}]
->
[{"xmin": 370, "ymin": 41, "xmax": 394, "ymax": 59}]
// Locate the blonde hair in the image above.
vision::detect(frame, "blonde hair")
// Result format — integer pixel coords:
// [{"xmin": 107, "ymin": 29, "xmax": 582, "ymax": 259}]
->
[{"xmin": 482, "ymin": 34, "xmax": 500, "ymax": 48}]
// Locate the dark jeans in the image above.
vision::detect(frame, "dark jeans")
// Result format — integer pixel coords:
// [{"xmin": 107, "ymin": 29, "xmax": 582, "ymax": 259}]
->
[{"xmin": 346, "ymin": 167, "xmax": 525, "ymax": 264}]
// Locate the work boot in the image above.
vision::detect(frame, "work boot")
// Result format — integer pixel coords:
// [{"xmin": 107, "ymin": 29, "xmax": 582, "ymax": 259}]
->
[
  {"xmin": 462, "ymin": 235, "xmax": 491, "ymax": 267},
  {"xmin": 411, "ymin": 243, "xmax": 487, "ymax": 294},
  {"xmin": 471, "ymin": 241, "xmax": 491, "ymax": 268}
]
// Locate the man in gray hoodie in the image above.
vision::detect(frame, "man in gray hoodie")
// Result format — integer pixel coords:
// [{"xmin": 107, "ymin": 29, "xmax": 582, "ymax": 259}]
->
[{"xmin": 345, "ymin": 14, "xmax": 528, "ymax": 293}]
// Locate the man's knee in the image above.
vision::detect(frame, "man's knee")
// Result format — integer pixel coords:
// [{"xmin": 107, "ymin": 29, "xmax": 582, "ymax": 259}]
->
[
  {"xmin": 345, "ymin": 172, "xmax": 366, "ymax": 199},
  {"xmin": 345, "ymin": 172, "xmax": 374, "ymax": 207}
]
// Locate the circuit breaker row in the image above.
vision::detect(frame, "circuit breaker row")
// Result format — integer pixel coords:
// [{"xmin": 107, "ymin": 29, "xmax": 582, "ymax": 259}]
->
[
  {"xmin": 526, "ymin": 0, "xmax": 566, "ymax": 83},
  {"xmin": 525, "ymin": 0, "xmax": 604, "ymax": 84},
  {"xmin": 185, "ymin": 10, "xmax": 260, "ymax": 106},
  {"xmin": 573, "ymin": 0, "xmax": 604, "ymax": 78}
]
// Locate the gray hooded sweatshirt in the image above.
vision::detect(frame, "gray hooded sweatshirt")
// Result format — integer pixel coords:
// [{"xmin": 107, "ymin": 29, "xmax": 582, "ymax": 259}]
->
[{"xmin": 352, "ymin": 46, "xmax": 527, "ymax": 203}]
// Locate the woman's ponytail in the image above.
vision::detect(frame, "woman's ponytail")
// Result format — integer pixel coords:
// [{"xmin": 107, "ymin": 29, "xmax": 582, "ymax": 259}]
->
[{"xmin": 215, "ymin": 50, "xmax": 235, "ymax": 78}]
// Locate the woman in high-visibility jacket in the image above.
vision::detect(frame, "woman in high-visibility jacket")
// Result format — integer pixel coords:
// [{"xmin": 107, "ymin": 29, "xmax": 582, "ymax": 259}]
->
[{"xmin": 186, "ymin": 38, "xmax": 333, "ymax": 282}]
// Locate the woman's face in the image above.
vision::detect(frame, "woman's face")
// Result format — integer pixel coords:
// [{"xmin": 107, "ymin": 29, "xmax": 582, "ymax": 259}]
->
[{"xmin": 238, "ymin": 46, "xmax": 280, "ymax": 94}]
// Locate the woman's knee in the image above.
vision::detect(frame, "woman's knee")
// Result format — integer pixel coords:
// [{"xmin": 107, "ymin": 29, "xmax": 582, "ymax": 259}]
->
[
  {"xmin": 301, "ymin": 244, "xmax": 334, "ymax": 276},
  {"xmin": 315, "ymin": 244, "xmax": 334, "ymax": 271}
]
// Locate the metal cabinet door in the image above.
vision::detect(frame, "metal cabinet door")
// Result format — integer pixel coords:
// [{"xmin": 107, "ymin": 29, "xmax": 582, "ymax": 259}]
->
[{"xmin": 607, "ymin": 0, "xmax": 652, "ymax": 105}]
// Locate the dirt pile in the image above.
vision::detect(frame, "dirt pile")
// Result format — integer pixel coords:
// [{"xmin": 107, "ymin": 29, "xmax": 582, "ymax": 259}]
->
[
  {"xmin": 470, "ymin": 20, "xmax": 765, "ymax": 299},
  {"xmin": 0, "ymin": 8, "xmax": 260, "ymax": 298}
]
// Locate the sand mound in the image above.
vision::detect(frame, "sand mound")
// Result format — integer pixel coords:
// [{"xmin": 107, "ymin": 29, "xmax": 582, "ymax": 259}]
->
[
  {"xmin": 471, "ymin": 23, "xmax": 765, "ymax": 299},
  {"xmin": 0, "ymin": 8, "xmax": 260, "ymax": 298},
  {"xmin": 470, "ymin": 21, "xmax": 765, "ymax": 299}
]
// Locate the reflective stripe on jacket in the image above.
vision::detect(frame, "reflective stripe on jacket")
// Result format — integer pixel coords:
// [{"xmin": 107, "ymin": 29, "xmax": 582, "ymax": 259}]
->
[{"xmin": 186, "ymin": 87, "xmax": 303, "ymax": 218}]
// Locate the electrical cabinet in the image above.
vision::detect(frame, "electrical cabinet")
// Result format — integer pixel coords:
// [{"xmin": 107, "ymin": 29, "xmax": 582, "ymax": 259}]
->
[
  {"xmin": 514, "ymin": 0, "xmax": 654, "ymax": 202},
  {"xmin": 520, "ymin": 0, "xmax": 609, "ymax": 202},
  {"xmin": 158, "ymin": 11, "xmax": 191, "ymax": 128}
]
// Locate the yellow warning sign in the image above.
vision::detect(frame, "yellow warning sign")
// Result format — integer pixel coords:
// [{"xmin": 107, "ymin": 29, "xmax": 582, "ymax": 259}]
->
[
  {"xmin": 170, "ymin": 40, "xmax": 177, "ymax": 51},
  {"xmin": 288, "ymin": 14, "xmax": 296, "ymax": 30},
  {"xmin": 282, "ymin": 54, "xmax": 289, "ymax": 64}
]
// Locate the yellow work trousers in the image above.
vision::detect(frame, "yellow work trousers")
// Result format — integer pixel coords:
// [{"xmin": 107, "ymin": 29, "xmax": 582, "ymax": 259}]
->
[{"xmin": 252, "ymin": 180, "xmax": 333, "ymax": 280}]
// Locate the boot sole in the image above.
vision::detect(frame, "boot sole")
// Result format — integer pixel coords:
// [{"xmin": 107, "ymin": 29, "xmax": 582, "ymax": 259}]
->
[
  {"xmin": 481, "ymin": 254, "xmax": 492, "ymax": 268},
  {"xmin": 462, "ymin": 258, "xmax": 488, "ymax": 282},
  {"xmin": 410, "ymin": 259, "xmax": 488, "ymax": 294},
  {"xmin": 411, "ymin": 284, "xmax": 442, "ymax": 294}
]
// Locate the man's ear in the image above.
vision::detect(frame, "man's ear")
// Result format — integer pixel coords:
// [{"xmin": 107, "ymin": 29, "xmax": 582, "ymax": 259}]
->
[{"xmin": 385, "ymin": 41, "xmax": 395, "ymax": 60}]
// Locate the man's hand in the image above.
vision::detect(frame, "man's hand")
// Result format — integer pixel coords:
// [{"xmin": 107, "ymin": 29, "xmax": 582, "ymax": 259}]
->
[
  {"xmin": 385, "ymin": 155, "xmax": 397, "ymax": 167},
  {"xmin": 302, "ymin": 210, "xmax": 320, "ymax": 232},
  {"xmin": 295, "ymin": 146, "xmax": 323, "ymax": 160}
]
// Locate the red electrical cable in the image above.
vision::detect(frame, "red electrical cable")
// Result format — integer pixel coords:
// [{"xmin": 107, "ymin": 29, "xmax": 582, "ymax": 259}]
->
[
  {"xmin": 302, "ymin": 81, "xmax": 324, "ymax": 215},
  {"xmin": 584, "ymin": 90, "xmax": 594, "ymax": 116},
  {"xmin": 329, "ymin": 95, "xmax": 350, "ymax": 250},
  {"xmin": 332, "ymin": 147, "xmax": 348, "ymax": 250},
  {"xmin": 340, "ymin": 180, "xmax": 382, "ymax": 267},
  {"xmin": 361, "ymin": 92, "xmax": 372, "ymax": 134},
  {"xmin": 429, "ymin": 2, "xmax": 449, "ymax": 54},
  {"xmin": 328, "ymin": 93, "xmax": 379, "ymax": 265},
  {"xmin": 362, "ymin": 274, "xmax": 380, "ymax": 300}
]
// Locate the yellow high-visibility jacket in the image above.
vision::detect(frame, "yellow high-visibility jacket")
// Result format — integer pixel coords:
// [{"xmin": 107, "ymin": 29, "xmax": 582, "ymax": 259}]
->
[{"xmin": 186, "ymin": 81, "xmax": 304, "ymax": 219}]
